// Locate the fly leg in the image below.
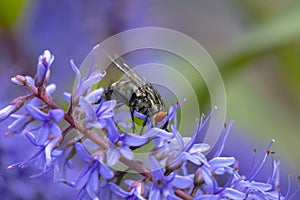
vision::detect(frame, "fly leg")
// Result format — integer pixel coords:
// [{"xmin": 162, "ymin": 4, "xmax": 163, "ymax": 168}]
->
[
  {"xmin": 139, "ymin": 115, "xmax": 149, "ymax": 134},
  {"xmin": 130, "ymin": 108, "xmax": 136, "ymax": 133}
]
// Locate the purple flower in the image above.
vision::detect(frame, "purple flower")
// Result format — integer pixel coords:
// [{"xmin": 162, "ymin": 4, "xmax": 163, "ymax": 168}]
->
[
  {"xmin": 26, "ymin": 104, "xmax": 64, "ymax": 144},
  {"xmin": 7, "ymin": 132, "xmax": 61, "ymax": 177},
  {"xmin": 230, "ymin": 140, "xmax": 289, "ymax": 199},
  {"xmin": 193, "ymin": 157, "xmax": 236, "ymax": 196},
  {"xmin": 70, "ymin": 59, "xmax": 106, "ymax": 101},
  {"xmin": 105, "ymin": 117, "xmax": 150, "ymax": 165},
  {"xmin": 1, "ymin": 49, "xmax": 299, "ymax": 200},
  {"xmin": 162, "ymin": 108, "xmax": 217, "ymax": 171},
  {"xmin": 35, "ymin": 50, "xmax": 54, "ymax": 86},
  {"xmin": 53, "ymin": 147, "xmax": 73, "ymax": 183},
  {"xmin": 69, "ymin": 142, "xmax": 114, "ymax": 199},
  {"xmin": 105, "ymin": 117, "xmax": 173, "ymax": 166},
  {"xmin": 148, "ymin": 156, "xmax": 193, "ymax": 200},
  {"xmin": 79, "ymin": 91, "xmax": 116, "ymax": 129},
  {"xmin": 167, "ymin": 125, "xmax": 210, "ymax": 168}
]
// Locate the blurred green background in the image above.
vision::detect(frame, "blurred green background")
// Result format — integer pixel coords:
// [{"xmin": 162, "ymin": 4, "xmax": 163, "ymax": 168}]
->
[{"xmin": 0, "ymin": 0, "xmax": 299, "ymax": 198}]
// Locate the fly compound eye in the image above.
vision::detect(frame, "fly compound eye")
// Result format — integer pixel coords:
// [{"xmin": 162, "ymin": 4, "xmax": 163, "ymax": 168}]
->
[{"xmin": 153, "ymin": 111, "xmax": 167, "ymax": 124}]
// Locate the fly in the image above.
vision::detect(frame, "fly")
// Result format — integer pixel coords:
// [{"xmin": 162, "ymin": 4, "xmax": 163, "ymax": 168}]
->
[{"xmin": 102, "ymin": 55, "xmax": 166, "ymax": 132}]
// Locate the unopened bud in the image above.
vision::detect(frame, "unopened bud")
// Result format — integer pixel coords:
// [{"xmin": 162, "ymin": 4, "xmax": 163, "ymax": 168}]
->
[{"xmin": 11, "ymin": 75, "xmax": 27, "ymax": 86}]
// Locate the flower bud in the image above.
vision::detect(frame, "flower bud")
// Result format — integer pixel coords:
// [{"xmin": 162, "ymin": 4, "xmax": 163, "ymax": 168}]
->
[
  {"xmin": 0, "ymin": 104, "xmax": 17, "ymax": 122},
  {"xmin": 11, "ymin": 75, "xmax": 27, "ymax": 86},
  {"xmin": 35, "ymin": 50, "xmax": 54, "ymax": 87}
]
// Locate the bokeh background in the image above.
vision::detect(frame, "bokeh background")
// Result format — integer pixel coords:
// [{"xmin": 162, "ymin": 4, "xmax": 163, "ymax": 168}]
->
[{"xmin": 0, "ymin": 0, "xmax": 299, "ymax": 199}]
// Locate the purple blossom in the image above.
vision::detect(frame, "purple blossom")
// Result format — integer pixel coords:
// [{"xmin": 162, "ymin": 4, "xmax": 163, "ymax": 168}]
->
[
  {"xmin": 69, "ymin": 142, "xmax": 114, "ymax": 199},
  {"xmin": 105, "ymin": 117, "xmax": 174, "ymax": 166},
  {"xmin": 25, "ymin": 104, "xmax": 64, "ymax": 144},
  {"xmin": 105, "ymin": 117, "xmax": 149, "ymax": 165},
  {"xmin": 229, "ymin": 140, "xmax": 289, "ymax": 199},
  {"xmin": 1, "ymin": 50, "xmax": 299, "ymax": 200},
  {"xmin": 148, "ymin": 156, "xmax": 193, "ymax": 200},
  {"xmin": 7, "ymin": 132, "xmax": 61, "ymax": 177},
  {"xmin": 35, "ymin": 50, "xmax": 54, "ymax": 86},
  {"xmin": 70, "ymin": 59, "xmax": 106, "ymax": 101},
  {"xmin": 79, "ymin": 92, "xmax": 116, "ymax": 129}
]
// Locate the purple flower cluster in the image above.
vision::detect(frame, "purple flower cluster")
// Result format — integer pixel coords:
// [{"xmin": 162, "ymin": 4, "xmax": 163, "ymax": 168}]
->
[{"xmin": 0, "ymin": 50, "xmax": 299, "ymax": 200}]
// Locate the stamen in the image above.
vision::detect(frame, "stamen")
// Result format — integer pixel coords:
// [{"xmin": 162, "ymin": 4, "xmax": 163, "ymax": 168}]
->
[
  {"xmin": 248, "ymin": 139, "xmax": 275, "ymax": 181},
  {"xmin": 213, "ymin": 120, "xmax": 233, "ymax": 158},
  {"xmin": 185, "ymin": 106, "xmax": 217, "ymax": 152},
  {"xmin": 285, "ymin": 173, "xmax": 292, "ymax": 198}
]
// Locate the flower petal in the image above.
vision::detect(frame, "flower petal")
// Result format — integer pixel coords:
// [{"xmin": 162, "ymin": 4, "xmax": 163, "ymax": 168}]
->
[
  {"xmin": 36, "ymin": 126, "xmax": 50, "ymax": 145},
  {"xmin": 171, "ymin": 127, "xmax": 184, "ymax": 150},
  {"xmin": 88, "ymin": 169, "xmax": 99, "ymax": 192},
  {"xmin": 62, "ymin": 92, "xmax": 71, "ymax": 102},
  {"xmin": 107, "ymin": 147, "xmax": 120, "ymax": 166},
  {"xmin": 8, "ymin": 115, "xmax": 30, "ymax": 134},
  {"xmin": 251, "ymin": 181, "xmax": 272, "ymax": 191},
  {"xmin": 50, "ymin": 109, "xmax": 65, "ymax": 122},
  {"xmin": 182, "ymin": 152, "xmax": 208, "ymax": 166},
  {"xmin": 193, "ymin": 195, "xmax": 218, "ymax": 200},
  {"xmin": 79, "ymin": 70, "xmax": 105, "ymax": 96},
  {"xmin": 171, "ymin": 175, "xmax": 193, "ymax": 189},
  {"xmin": 209, "ymin": 157, "xmax": 235, "ymax": 172},
  {"xmin": 192, "ymin": 152, "xmax": 210, "ymax": 166},
  {"xmin": 74, "ymin": 142, "xmax": 93, "ymax": 163},
  {"xmin": 24, "ymin": 131, "xmax": 38, "ymax": 146},
  {"xmin": 99, "ymin": 162, "xmax": 114, "ymax": 179},
  {"xmin": 50, "ymin": 123, "xmax": 62, "ymax": 137},
  {"xmin": 222, "ymin": 188, "xmax": 246, "ymax": 199},
  {"xmin": 123, "ymin": 133, "xmax": 149, "ymax": 147},
  {"xmin": 75, "ymin": 166, "xmax": 91, "ymax": 189},
  {"xmin": 85, "ymin": 88, "xmax": 104, "ymax": 103},
  {"xmin": 105, "ymin": 118, "xmax": 120, "ymax": 143},
  {"xmin": 26, "ymin": 104, "xmax": 48, "ymax": 121},
  {"xmin": 46, "ymin": 83, "xmax": 56, "ymax": 94},
  {"xmin": 70, "ymin": 59, "xmax": 82, "ymax": 88},
  {"xmin": 109, "ymin": 182, "xmax": 131, "ymax": 198},
  {"xmin": 149, "ymin": 156, "xmax": 164, "ymax": 181},
  {"xmin": 189, "ymin": 143, "xmax": 210, "ymax": 154},
  {"xmin": 149, "ymin": 186, "xmax": 161, "ymax": 200},
  {"xmin": 120, "ymin": 146, "xmax": 134, "ymax": 160},
  {"xmin": 79, "ymin": 97, "xmax": 96, "ymax": 120},
  {"xmin": 143, "ymin": 127, "xmax": 174, "ymax": 140},
  {"xmin": 45, "ymin": 138, "xmax": 59, "ymax": 166}
]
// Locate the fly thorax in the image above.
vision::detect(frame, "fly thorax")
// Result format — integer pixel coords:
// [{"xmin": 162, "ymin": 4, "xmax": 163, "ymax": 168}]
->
[{"xmin": 109, "ymin": 80, "xmax": 137, "ymax": 105}]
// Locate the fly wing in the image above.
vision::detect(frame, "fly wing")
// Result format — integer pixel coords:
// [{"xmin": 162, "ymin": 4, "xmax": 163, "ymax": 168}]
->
[
  {"xmin": 102, "ymin": 51, "xmax": 165, "ymax": 114},
  {"xmin": 104, "ymin": 52, "xmax": 146, "ymax": 88}
]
